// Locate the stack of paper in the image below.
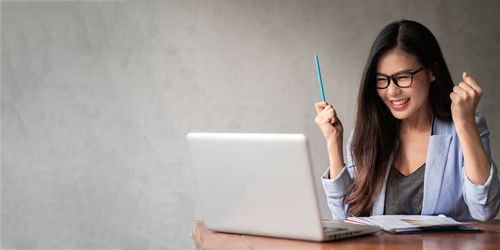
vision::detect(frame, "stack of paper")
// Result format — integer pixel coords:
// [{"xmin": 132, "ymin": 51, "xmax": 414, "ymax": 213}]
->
[{"xmin": 345, "ymin": 215, "xmax": 483, "ymax": 233}]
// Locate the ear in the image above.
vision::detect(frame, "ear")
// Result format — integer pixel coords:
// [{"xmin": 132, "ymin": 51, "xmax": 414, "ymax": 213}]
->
[
  {"xmin": 430, "ymin": 62, "xmax": 438, "ymax": 82},
  {"xmin": 429, "ymin": 70, "xmax": 436, "ymax": 82}
]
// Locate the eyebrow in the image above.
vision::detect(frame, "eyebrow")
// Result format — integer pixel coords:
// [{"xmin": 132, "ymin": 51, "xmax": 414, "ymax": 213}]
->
[{"xmin": 376, "ymin": 68, "xmax": 414, "ymax": 76}]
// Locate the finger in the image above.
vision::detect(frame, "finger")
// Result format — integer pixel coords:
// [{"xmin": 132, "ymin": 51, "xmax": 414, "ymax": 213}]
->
[
  {"xmin": 450, "ymin": 92, "xmax": 457, "ymax": 103},
  {"xmin": 458, "ymin": 81, "xmax": 475, "ymax": 96},
  {"xmin": 330, "ymin": 109, "xmax": 339, "ymax": 124},
  {"xmin": 315, "ymin": 102, "xmax": 328, "ymax": 114},
  {"xmin": 321, "ymin": 106, "xmax": 330, "ymax": 115},
  {"xmin": 323, "ymin": 105, "xmax": 336, "ymax": 115},
  {"xmin": 323, "ymin": 109, "xmax": 334, "ymax": 120},
  {"xmin": 322, "ymin": 104, "xmax": 334, "ymax": 113},
  {"xmin": 316, "ymin": 111, "xmax": 330, "ymax": 122},
  {"xmin": 324, "ymin": 108, "xmax": 335, "ymax": 123},
  {"xmin": 315, "ymin": 101, "xmax": 326, "ymax": 111},
  {"xmin": 330, "ymin": 116, "xmax": 337, "ymax": 124},
  {"xmin": 462, "ymin": 73, "xmax": 482, "ymax": 93},
  {"xmin": 453, "ymin": 84, "xmax": 467, "ymax": 97}
]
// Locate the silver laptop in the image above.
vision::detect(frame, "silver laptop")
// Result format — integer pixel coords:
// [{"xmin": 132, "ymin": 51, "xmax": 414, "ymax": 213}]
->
[{"xmin": 187, "ymin": 132, "xmax": 379, "ymax": 241}]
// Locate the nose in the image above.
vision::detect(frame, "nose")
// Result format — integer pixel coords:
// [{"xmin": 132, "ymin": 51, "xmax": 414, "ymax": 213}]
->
[{"xmin": 386, "ymin": 78, "xmax": 402, "ymax": 96}]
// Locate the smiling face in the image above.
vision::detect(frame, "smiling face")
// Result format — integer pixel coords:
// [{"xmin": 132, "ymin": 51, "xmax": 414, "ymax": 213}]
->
[{"xmin": 376, "ymin": 48, "xmax": 435, "ymax": 121}]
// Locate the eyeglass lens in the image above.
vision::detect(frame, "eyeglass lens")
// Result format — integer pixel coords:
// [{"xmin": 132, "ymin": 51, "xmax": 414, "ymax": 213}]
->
[{"xmin": 376, "ymin": 72, "xmax": 413, "ymax": 89}]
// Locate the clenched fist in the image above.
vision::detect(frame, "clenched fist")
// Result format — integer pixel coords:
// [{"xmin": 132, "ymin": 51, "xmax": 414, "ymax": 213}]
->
[
  {"xmin": 450, "ymin": 72, "xmax": 482, "ymax": 125},
  {"xmin": 314, "ymin": 102, "xmax": 343, "ymax": 143}
]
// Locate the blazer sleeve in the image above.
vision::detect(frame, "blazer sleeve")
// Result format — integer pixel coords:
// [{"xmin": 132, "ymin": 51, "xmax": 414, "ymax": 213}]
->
[
  {"xmin": 462, "ymin": 116, "xmax": 500, "ymax": 221},
  {"xmin": 320, "ymin": 131, "xmax": 355, "ymax": 219}
]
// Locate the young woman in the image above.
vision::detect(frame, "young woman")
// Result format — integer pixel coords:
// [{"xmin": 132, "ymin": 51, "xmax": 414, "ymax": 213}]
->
[{"xmin": 314, "ymin": 20, "xmax": 500, "ymax": 221}]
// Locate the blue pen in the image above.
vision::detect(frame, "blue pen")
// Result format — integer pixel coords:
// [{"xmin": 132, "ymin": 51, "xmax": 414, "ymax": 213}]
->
[{"xmin": 314, "ymin": 54, "xmax": 326, "ymax": 102}]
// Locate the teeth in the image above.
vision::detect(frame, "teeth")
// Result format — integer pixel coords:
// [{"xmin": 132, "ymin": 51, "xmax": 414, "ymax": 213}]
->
[{"xmin": 392, "ymin": 99, "xmax": 409, "ymax": 105}]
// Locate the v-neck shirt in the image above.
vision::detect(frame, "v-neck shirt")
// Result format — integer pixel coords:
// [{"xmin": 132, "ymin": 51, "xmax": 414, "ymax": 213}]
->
[{"xmin": 384, "ymin": 163, "xmax": 426, "ymax": 215}]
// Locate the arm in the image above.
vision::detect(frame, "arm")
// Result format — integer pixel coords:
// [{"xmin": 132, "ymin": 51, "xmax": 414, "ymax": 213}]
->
[
  {"xmin": 314, "ymin": 102, "xmax": 345, "ymax": 179},
  {"xmin": 320, "ymin": 131, "xmax": 357, "ymax": 219},
  {"xmin": 326, "ymin": 135, "xmax": 345, "ymax": 179},
  {"xmin": 314, "ymin": 102, "xmax": 352, "ymax": 219},
  {"xmin": 461, "ymin": 117, "xmax": 500, "ymax": 221},
  {"xmin": 455, "ymin": 118, "xmax": 490, "ymax": 185},
  {"xmin": 451, "ymin": 72, "xmax": 490, "ymax": 185},
  {"xmin": 451, "ymin": 72, "xmax": 500, "ymax": 221}
]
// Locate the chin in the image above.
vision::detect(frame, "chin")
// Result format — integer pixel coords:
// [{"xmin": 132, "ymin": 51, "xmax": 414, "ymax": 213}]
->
[
  {"xmin": 391, "ymin": 113, "xmax": 407, "ymax": 120},
  {"xmin": 389, "ymin": 109, "xmax": 411, "ymax": 120}
]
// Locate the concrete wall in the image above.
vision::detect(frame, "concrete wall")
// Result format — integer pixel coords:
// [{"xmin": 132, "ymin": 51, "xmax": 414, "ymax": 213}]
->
[{"xmin": 2, "ymin": 0, "xmax": 499, "ymax": 249}]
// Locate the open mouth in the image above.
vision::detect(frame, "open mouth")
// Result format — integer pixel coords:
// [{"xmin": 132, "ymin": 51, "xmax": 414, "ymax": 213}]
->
[{"xmin": 390, "ymin": 98, "xmax": 410, "ymax": 109}]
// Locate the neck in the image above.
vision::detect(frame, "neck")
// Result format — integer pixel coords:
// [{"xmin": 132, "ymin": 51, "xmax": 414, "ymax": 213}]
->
[{"xmin": 400, "ymin": 102, "xmax": 433, "ymax": 133}]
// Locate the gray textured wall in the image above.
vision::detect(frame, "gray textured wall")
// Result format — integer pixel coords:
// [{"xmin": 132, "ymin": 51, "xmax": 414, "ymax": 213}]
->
[{"xmin": 2, "ymin": 0, "xmax": 500, "ymax": 249}]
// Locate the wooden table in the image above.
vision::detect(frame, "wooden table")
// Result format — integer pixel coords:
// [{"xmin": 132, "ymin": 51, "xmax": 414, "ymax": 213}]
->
[{"xmin": 192, "ymin": 220, "xmax": 500, "ymax": 250}]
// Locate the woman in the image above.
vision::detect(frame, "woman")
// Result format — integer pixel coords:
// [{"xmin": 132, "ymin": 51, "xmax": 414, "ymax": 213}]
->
[{"xmin": 314, "ymin": 20, "xmax": 500, "ymax": 221}]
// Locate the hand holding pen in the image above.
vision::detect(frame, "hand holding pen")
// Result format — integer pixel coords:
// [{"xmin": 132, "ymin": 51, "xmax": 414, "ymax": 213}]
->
[
  {"xmin": 313, "ymin": 55, "xmax": 343, "ymax": 143},
  {"xmin": 313, "ymin": 54, "xmax": 345, "ymax": 179}
]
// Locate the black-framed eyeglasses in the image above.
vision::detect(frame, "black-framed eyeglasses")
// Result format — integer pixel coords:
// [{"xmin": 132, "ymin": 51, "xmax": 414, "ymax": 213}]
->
[{"xmin": 375, "ymin": 66, "xmax": 426, "ymax": 89}]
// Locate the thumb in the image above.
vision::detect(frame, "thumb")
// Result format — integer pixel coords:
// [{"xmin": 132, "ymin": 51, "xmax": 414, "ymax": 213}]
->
[{"xmin": 315, "ymin": 102, "xmax": 328, "ymax": 114}]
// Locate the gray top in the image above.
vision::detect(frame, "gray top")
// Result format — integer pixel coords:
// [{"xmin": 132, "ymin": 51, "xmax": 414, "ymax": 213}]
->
[{"xmin": 384, "ymin": 163, "xmax": 426, "ymax": 215}]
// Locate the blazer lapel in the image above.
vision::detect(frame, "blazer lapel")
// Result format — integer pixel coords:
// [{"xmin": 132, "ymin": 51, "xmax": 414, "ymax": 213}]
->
[{"xmin": 421, "ymin": 134, "xmax": 452, "ymax": 215}]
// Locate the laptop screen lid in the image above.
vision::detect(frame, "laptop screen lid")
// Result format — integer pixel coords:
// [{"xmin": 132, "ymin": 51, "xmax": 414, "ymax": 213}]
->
[{"xmin": 187, "ymin": 132, "xmax": 325, "ymax": 241}]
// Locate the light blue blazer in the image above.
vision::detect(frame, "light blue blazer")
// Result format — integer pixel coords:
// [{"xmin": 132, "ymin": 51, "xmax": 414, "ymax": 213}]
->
[{"xmin": 321, "ymin": 116, "xmax": 500, "ymax": 221}]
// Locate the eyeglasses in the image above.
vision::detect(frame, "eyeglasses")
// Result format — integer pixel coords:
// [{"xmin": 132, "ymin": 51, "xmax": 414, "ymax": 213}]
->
[{"xmin": 375, "ymin": 66, "xmax": 425, "ymax": 89}]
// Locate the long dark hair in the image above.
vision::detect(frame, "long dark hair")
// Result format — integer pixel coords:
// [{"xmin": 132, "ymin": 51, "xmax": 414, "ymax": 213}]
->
[{"xmin": 346, "ymin": 20, "xmax": 454, "ymax": 216}]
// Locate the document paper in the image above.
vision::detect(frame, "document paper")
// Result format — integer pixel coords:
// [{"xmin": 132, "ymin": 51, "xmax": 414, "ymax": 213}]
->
[{"xmin": 346, "ymin": 215, "xmax": 482, "ymax": 233}]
